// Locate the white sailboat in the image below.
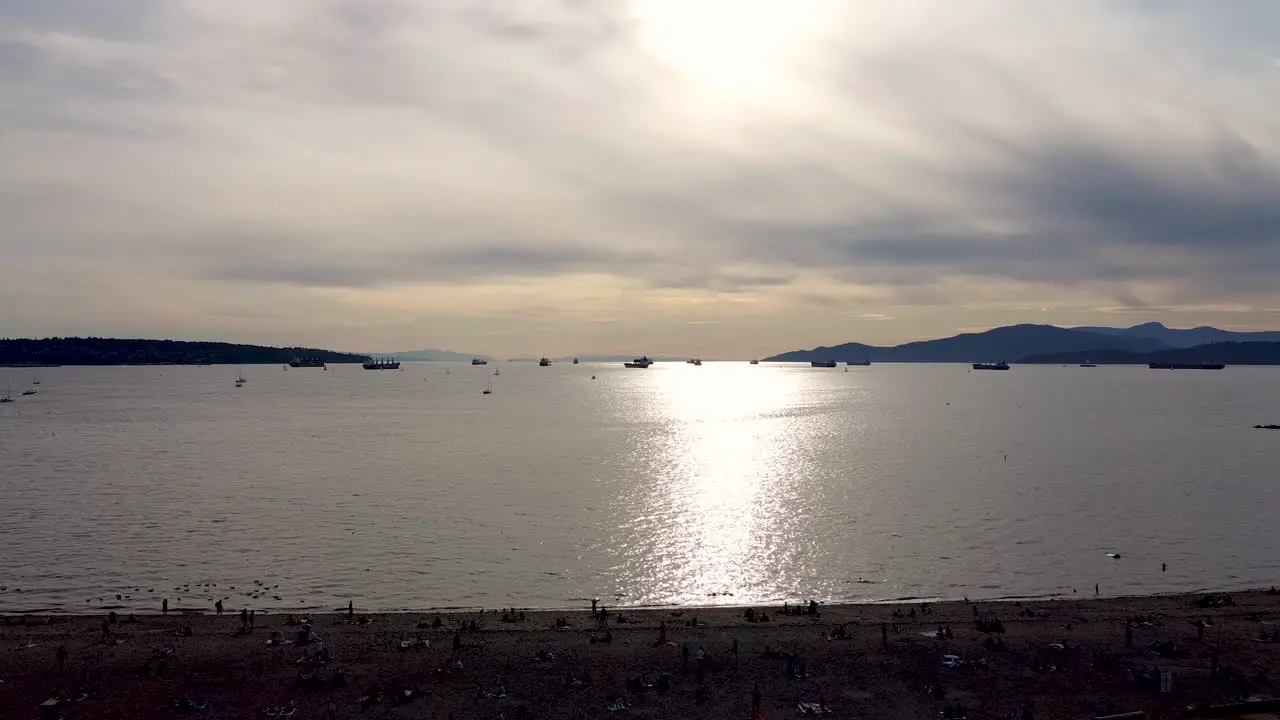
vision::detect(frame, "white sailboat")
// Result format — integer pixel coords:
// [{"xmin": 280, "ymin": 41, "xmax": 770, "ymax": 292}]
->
[
  {"xmin": 236, "ymin": 366, "xmax": 247, "ymax": 383},
  {"xmin": 1, "ymin": 381, "xmax": 14, "ymax": 404},
  {"xmin": 482, "ymin": 376, "xmax": 493, "ymax": 395}
]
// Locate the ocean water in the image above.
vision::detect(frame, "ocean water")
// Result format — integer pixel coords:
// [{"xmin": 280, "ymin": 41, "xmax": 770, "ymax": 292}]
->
[{"xmin": 1, "ymin": 361, "xmax": 1278, "ymax": 614}]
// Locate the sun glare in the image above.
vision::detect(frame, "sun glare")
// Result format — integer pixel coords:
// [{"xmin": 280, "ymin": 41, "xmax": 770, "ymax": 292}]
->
[{"xmin": 634, "ymin": 0, "xmax": 839, "ymax": 100}]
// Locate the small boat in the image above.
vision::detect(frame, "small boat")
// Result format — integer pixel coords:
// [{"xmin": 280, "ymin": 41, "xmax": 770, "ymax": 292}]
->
[
  {"xmin": 471, "ymin": 358, "xmax": 488, "ymax": 366},
  {"xmin": 1080, "ymin": 363, "xmax": 1097, "ymax": 368},
  {"xmin": 363, "ymin": 357, "xmax": 401, "ymax": 370},
  {"xmin": 236, "ymin": 367, "xmax": 247, "ymax": 383},
  {"xmin": 539, "ymin": 357, "xmax": 552, "ymax": 367},
  {"xmin": 687, "ymin": 358, "xmax": 702, "ymax": 366},
  {"xmin": 1, "ymin": 382, "xmax": 14, "ymax": 403},
  {"xmin": 972, "ymin": 362, "xmax": 1010, "ymax": 371},
  {"xmin": 21, "ymin": 389, "xmax": 36, "ymax": 396},
  {"xmin": 494, "ymin": 368, "xmax": 500, "ymax": 376},
  {"xmin": 624, "ymin": 356, "xmax": 654, "ymax": 369},
  {"xmin": 482, "ymin": 377, "xmax": 493, "ymax": 395},
  {"xmin": 32, "ymin": 376, "xmax": 40, "ymax": 385},
  {"xmin": 847, "ymin": 359, "xmax": 871, "ymax": 366},
  {"xmin": 810, "ymin": 360, "xmax": 837, "ymax": 368},
  {"xmin": 1148, "ymin": 362, "xmax": 1225, "ymax": 370},
  {"xmin": 573, "ymin": 358, "xmax": 580, "ymax": 365},
  {"xmin": 749, "ymin": 359, "xmax": 759, "ymax": 365}
]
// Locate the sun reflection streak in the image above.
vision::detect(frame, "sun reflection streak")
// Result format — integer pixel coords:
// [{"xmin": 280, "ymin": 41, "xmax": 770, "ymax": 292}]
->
[{"xmin": 612, "ymin": 363, "xmax": 825, "ymax": 605}]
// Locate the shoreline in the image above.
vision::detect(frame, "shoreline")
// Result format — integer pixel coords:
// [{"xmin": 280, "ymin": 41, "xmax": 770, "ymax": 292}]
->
[
  {"xmin": 3, "ymin": 589, "xmax": 1279, "ymax": 718},
  {"xmin": 3, "ymin": 583, "xmax": 1274, "ymax": 618}
]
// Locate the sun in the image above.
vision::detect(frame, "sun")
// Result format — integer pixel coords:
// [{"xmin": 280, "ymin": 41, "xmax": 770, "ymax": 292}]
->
[{"xmin": 633, "ymin": 0, "xmax": 840, "ymax": 101}]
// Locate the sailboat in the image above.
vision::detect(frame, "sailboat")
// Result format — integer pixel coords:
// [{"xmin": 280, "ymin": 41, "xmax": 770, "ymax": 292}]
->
[
  {"xmin": 494, "ymin": 368, "xmax": 500, "ymax": 376},
  {"xmin": 482, "ymin": 376, "xmax": 493, "ymax": 395},
  {"xmin": 236, "ymin": 367, "xmax": 247, "ymax": 383},
  {"xmin": 32, "ymin": 375, "xmax": 40, "ymax": 385},
  {"xmin": 1, "ymin": 381, "xmax": 14, "ymax": 404}
]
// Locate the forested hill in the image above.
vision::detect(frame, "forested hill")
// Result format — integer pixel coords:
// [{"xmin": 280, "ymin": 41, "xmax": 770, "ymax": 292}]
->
[{"xmin": 0, "ymin": 337, "xmax": 369, "ymax": 366}]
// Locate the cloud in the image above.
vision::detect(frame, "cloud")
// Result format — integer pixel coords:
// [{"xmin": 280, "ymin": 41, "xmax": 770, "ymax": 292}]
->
[{"xmin": 2, "ymin": 0, "xmax": 1280, "ymax": 354}]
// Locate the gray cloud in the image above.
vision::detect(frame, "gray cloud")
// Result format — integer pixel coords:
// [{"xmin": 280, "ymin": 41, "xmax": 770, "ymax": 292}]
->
[{"xmin": 3, "ymin": 0, "xmax": 1280, "ymax": 353}]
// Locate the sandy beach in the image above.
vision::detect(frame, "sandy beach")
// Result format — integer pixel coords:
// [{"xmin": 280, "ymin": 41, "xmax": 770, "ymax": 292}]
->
[{"xmin": 2, "ymin": 591, "xmax": 1279, "ymax": 719}]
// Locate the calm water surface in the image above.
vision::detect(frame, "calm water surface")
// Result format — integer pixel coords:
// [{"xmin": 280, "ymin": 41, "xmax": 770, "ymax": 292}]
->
[{"xmin": 1, "ymin": 362, "xmax": 1278, "ymax": 613}]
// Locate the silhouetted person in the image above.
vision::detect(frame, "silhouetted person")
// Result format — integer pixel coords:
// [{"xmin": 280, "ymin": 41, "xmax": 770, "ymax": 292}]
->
[
  {"xmin": 1095, "ymin": 583, "xmax": 1099, "ymax": 596},
  {"xmin": 249, "ymin": 609, "xmax": 255, "ymax": 629},
  {"xmin": 348, "ymin": 601, "xmax": 353, "ymax": 621},
  {"xmin": 100, "ymin": 617, "xmax": 110, "ymax": 641},
  {"xmin": 162, "ymin": 598, "xmax": 168, "ymax": 614},
  {"xmin": 591, "ymin": 599, "xmax": 598, "ymax": 616},
  {"xmin": 215, "ymin": 599, "xmax": 223, "ymax": 616},
  {"xmin": 56, "ymin": 645, "xmax": 67, "ymax": 674},
  {"xmin": 1124, "ymin": 620, "xmax": 1133, "ymax": 648},
  {"xmin": 240, "ymin": 608, "xmax": 248, "ymax": 631},
  {"xmin": 1162, "ymin": 562, "xmax": 1167, "ymax": 573},
  {"xmin": 453, "ymin": 632, "xmax": 462, "ymax": 653},
  {"xmin": 752, "ymin": 684, "xmax": 762, "ymax": 716},
  {"xmin": 657, "ymin": 621, "xmax": 667, "ymax": 645}
]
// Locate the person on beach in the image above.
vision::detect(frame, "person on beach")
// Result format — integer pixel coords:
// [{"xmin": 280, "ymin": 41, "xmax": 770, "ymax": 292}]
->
[
  {"xmin": 215, "ymin": 599, "xmax": 223, "ymax": 616},
  {"xmin": 250, "ymin": 609, "xmax": 255, "ymax": 629},
  {"xmin": 348, "ymin": 601, "xmax": 354, "ymax": 621},
  {"xmin": 240, "ymin": 608, "xmax": 248, "ymax": 632},
  {"xmin": 162, "ymin": 598, "xmax": 168, "ymax": 615},
  {"xmin": 101, "ymin": 617, "xmax": 111, "ymax": 641},
  {"xmin": 592, "ymin": 599, "xmax": 598, "ymax": 616}
]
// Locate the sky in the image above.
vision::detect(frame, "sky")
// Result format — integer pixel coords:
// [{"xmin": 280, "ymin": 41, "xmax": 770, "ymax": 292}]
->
[{"xmin": 2, "ymin": 1, "xmax": 1280, "ymax": 358}]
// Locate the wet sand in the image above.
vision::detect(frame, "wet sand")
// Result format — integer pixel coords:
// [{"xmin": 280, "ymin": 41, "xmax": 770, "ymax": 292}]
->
[{"xmin": 2, "ymin": 591, "xmax": 1279, "ymax": 719}]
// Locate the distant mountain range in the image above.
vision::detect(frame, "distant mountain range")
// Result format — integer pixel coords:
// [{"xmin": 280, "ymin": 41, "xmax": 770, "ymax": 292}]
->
[
  {"xmin": 376, "ymin": 348, "xmax": 491, "ymax": 362},
  {"xmin": 764, "ymin": 322, "xmax": 1280, "ymax": 365},
  {"xmin": 1070, "ymin": 321, "xmax": 1280, "ymax": 348}
]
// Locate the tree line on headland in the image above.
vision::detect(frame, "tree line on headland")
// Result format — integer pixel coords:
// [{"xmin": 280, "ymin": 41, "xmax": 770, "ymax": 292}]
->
[{"xmin": 0, "ymin": 337, "xmax": 368, "ymax": 366}]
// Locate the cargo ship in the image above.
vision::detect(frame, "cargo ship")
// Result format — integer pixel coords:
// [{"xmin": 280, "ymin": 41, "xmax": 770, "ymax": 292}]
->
[
  {"xmin": 972, "ymin": 362, "xmax": 1010, "ymax": 370},
  {"xmin": 1148, "ymin": 362, "xmax": 1225, "ymax": 370},
  {"xmin": 363, "ymin": 357, "xmax": 401, "ymax": 370},
  {"xmin": 289, "ymin": 356, "xmax": 325, "ymax": 368},
  {"xmin": 810, "ymin": 360, "xmax": 838, "ymax": 368}
]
